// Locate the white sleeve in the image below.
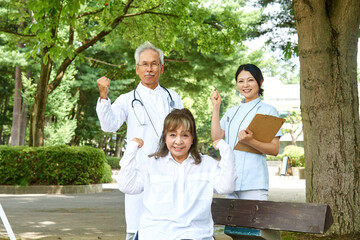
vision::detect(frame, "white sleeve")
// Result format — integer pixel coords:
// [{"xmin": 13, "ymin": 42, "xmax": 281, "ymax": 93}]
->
[
  {"xmin": 213, "ymin": 140, "xmax": 237, "ymax": 195},
  {"xmin": 96, "ymin": 96, "xmax": 127, "ymax": 132},
  {"xmin": 116, "ymin": 141, "xmax": 145, "ymax": 194}
]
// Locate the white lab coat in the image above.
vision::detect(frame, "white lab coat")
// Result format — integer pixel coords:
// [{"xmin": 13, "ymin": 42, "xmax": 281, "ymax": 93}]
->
[
  {"xmin": 220, "ymin": 97, "xmax": 282, "ymax": 191},
  {"xmin": 96, "ymin": 82, "xmax": 183, "ymax": 233}
]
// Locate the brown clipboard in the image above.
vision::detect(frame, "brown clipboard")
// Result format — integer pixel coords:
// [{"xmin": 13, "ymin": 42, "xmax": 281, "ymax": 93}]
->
[{"xmin": 234, "ymin": 114, "xmax": 285, "ymax": 154}]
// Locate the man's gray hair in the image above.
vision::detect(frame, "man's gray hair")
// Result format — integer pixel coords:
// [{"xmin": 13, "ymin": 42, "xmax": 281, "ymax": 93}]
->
[{"xmin": 134, "ymin": 41, "xmax": 164, "ymax": 66}]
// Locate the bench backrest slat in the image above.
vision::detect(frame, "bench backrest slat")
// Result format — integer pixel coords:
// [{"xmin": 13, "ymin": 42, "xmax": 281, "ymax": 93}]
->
[{"xmin": 211, "ymin": 198, "xmax": 333, "ymax": 234}]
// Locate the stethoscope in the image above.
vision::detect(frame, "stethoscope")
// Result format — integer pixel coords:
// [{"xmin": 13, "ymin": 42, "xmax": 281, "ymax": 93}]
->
[{"xmin": 131, "ymin": 85, "xmax": 175, "ymax": 137}]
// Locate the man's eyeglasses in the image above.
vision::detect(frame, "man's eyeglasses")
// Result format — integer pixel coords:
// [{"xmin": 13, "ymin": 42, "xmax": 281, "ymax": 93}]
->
[{"xmin": 137, "ymin": 63, "xmax": 161, "ymax": 69}]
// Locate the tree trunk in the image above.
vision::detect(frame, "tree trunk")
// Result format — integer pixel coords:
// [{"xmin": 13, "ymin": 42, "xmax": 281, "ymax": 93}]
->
[
  {"xmin": 290, "ymin": 129, "xmax": 296, "ymax": 146},
  {"xmin": 293, "ymin": 0, "xmax": 360, "ymax": 235},
  {"xmin": 98, "ymin": 137, "xmax": 104, "ymax": 151},
  {"xmin": 0, "ymin": 96, "xmax": 10, "ymax": 145},
  {"xmin": 25, "ymin": 2, "xmax": 132, "ymax": 147},
  {"xmin": 115, "ymin": 133, "xmax": 124, "ymax": 158},
  {"xmin": 29, "ymin": 54, "xmax": 52, "ymax": 147},
  {"xmin": 19, "ymin": 99, "xmax": 28, "ymax": 146},
  {"xmin": 10, "ymin": 12, "xmax": 26, "ymax": 146},
  {"xmin": 70, "ymin": 90, "xmax": 83, "ymax": 146},
  {"xmin": 10, "ymin": 62, "xmax": 23, "ymax": 146},
  {"xmin": 19, "ymin": 70, "xmax": 31, "ymax": 146}
]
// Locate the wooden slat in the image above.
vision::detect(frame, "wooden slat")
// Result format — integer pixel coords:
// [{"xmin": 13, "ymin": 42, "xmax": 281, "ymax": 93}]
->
[{"xmin": 211, "ymin": 198, "xmax": 333, "ymax": 234}]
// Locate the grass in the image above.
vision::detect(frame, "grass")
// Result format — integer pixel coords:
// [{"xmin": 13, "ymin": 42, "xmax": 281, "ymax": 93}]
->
[{"xmin": 281, "ymin": 231, "xmax": 360, "ymax": 240}]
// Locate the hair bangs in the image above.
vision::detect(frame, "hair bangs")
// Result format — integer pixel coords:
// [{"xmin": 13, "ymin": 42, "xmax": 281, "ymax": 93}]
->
[{"xmin": 166, "ymin": 115, "xmax": 192, "ymax": 134}]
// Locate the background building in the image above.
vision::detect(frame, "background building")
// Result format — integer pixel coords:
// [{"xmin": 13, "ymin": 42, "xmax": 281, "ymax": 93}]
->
[{"xmin": 262, "ymin": 77, "xmax": 303, "ymax": 153}]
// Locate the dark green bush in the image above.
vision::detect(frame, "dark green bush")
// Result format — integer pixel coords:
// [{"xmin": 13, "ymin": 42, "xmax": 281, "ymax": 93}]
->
[
  {"xmin": 105, "ymin": 156, "xmax": 121, "ymax": 169},
  {"xmin": 0, "ymin": 145, "xmax": 111, "ymax": 186},
  {"xmin": 101, "ymin": 162, "xmax": 114, "ymax": 183}
]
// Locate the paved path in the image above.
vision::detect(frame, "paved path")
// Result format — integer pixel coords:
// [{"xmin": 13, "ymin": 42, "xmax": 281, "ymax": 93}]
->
[
  {"xmin": 0, "ymin": 168, "xmax": 305, "ymax": 240},
  {"xmin": 0, "ymin": 191, "xmax": 126, "ymax": 240}
]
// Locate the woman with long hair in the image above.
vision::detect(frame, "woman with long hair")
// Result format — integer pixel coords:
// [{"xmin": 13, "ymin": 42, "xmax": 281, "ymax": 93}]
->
[{"xmin": 117, "ymin": 108, "xmax": 236, "ymax": 240}]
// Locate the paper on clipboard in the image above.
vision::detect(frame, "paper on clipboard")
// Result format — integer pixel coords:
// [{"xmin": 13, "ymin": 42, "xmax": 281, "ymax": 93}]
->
[{"xmin": 234, "ymin": 114, "xmax": 285, "ymax": 154}]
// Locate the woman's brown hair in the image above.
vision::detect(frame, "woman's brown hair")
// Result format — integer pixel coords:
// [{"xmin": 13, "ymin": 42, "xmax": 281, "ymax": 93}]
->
[{"xmin": 149, "ymin": 108, "xmax": 202, "ymax": 164}]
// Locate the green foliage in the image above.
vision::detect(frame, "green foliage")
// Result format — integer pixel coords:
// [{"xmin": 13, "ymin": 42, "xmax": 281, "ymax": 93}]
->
[
  {"xmin": 254, "ymin": 0, "xmax": 298, "ymax": 60},
  {"xmin": 282, "ymin": 145, "xmax": 304, "ymax": 167},
  {"xmin": 0, "ymin": 0, "xmax": 263, "ymax": 149},
  {"xmin": 267, "ymin": 144, "xmax": 305, "ymax": 167},
  {"xmin": 105, "ymin": 156, "xmax": 121, "ymax": 169},
  {"xmin": 281, "ymin": 111, "xmax": 302, "ymax": 145},
  {"xmin": 13, "ymin": 0, "xmax": 255, "ymax": 62},
  {"xmin": 0, "ymin": 145, "xmax": 110, "ymax": 185},
  {"xmin": 101, "ymin": 162, "xmax": 113, "ymax": 183},
  {"xmin": 266, "ymin": 154, "xmax": 282, "ymax": 161},
  {"xmin": 0, "ymin": 55, "xmax": 14, "ymax": 145},
  {"xmin": 280, "ymin": 231, "xmax": 360, "ymax": 240},
  {"xmin": 70, "ymin": 38, "xmax": 135, "ymax": 147},
  {"xmin": 44, "ymin": 65, "xmax": 79, "ymax": 145}
]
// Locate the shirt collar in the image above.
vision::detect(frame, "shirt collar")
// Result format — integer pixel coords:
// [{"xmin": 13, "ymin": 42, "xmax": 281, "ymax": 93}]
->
[
  {"xmin": 137, "ymin": 82, "xmax": 161, "ymax": 95},
  {"xmin": 165, "ymin": 152, "xmax": 194, "ymax": 165},
  {"xmin": 241, "ymin": 97, "xmax": 261, "ymax": 105}
]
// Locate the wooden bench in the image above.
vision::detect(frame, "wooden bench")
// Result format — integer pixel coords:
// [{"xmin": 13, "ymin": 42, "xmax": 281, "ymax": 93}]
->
[{"xmin": 211, "ymin": 198, "xmax": 333, "ymax": 240}]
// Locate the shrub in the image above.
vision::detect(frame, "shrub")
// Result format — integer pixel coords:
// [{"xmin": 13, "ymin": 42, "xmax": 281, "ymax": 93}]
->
[
  {"xmin": 282, "ymin": 145, "xmax": 305, "ymax": 167},
  {"xmin": 105, "ymin": 156, "xmax": 121, "ymax": 169},
  {"xmin": 266, "ymin": 155, "xmax": 282, "ymax": 161},
  {"xmin": 101, "ymin": 163, "xmax": 114, "ymax": 183},
  {"xmin": 0, "ymin": 145, "xmax": 111, "ymax": 186}
]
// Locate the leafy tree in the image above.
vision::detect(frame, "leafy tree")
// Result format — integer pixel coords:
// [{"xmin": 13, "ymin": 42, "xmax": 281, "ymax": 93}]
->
[
  {"xmin": 0, "ymin": 63, "xmax": 13, "ymax": 145},
  {"xmin": 249, "ymin": 0, "xmax": 360, "ymax": 235},
  {"xmin": 252, "ymin": 0, "xmax": 298, "ymax": 59},
  {"xmin": 0, "ymin": 0, "xmax": 33, "ymax": 146},
  {"xmin": 70, "ymin": 38, "xmax": 136, "ymax": 153},
  {"xmin": 44, "ymin": 66, "xmax": 79, "ymax": 145},
  {"xmin": 0, "ymin": 29, "xmax": 24, "ymax": 145},
  {"xmin": 281, "ymin": 110, "xmax": 302, "ymax": 146},
  {"xmin": 292, "ymin": 0, "xmax": 360, "ymax": 235},
  {"xmin": 0, "ymin": 0, "xmax": 256, "ymax": 147}
]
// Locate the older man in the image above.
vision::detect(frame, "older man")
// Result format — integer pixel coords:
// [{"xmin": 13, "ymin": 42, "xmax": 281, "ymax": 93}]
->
[{"xmin": 96, "ymin": 41, "xmax": 183, "ymax": 240}]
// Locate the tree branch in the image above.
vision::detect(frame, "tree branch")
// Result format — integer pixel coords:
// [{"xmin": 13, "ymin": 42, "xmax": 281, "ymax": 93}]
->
[
  {"xmin": 85, "ymin": 57, "xmax": 126, "ymax": 67},
  {"xmin": 52, "ymin": 0, "xmax": 65, "ymax": 43},
  {"xmin": 76, "ymin": 8, "xmax": 105, "ymax": 19},
  {"xmin": 47, "ymin": 0, "xmax": 135, "ymax": 94},
  {"xmin": 0, "ymin": 28, "xmax": 36, "ymax": 37},
  {"xmin": 123, "ymin": 4, "xmax": 178, "ymax": 18},
  {"xmin": 124, "ymin": 11, "xmax": 178, "ymax": 18},
  {"xmin": 165, "ymin": 59, "xmax": 189, "ymax": 63},
  {"xmin": 68, "ymin": 22, "xmax": 74, "ymax": 47}
]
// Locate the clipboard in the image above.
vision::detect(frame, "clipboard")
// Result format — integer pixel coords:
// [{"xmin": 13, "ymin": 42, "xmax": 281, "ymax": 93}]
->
[{"xmin": 234, "ymin": 114, "xmax": 285, "ymax": 154}]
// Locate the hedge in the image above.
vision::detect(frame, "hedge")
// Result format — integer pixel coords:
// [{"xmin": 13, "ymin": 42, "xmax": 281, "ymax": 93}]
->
[
  {"xmin": 0, "ymin": 145, "xmax": 112, "ymax": 186},
  {"xmin": 267, "ymin": 145, "xmax": 305, "ymax": 167},
  {"xmin": 282, "ymin": 145, "xmax": 305, "ymax": 167},
  {"xmin": 105, "ymin": 156, "xmax": 121, "ymax": 169}
]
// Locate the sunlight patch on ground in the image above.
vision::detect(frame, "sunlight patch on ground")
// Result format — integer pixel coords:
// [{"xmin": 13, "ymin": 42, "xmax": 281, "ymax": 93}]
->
[
  {"xmin": 38, "ymin": 221, "xmax": 56, "ymax": 226},
  {"xmin": 18, "ymin": 232, "xmax": 52, "ymax": 239}
]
